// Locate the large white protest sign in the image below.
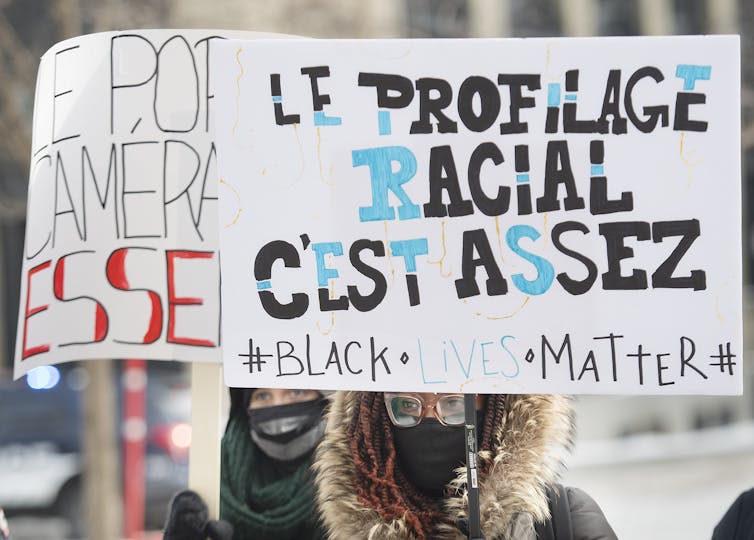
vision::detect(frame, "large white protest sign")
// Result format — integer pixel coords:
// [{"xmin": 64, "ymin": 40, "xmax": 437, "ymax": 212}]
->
[
  {"xmin": 14, "ymin": 29, "xmax": 293, "ymax": 379},
  {"xmin": 214, "ymin": 36, "xmax": 741, "ymax": 395}
]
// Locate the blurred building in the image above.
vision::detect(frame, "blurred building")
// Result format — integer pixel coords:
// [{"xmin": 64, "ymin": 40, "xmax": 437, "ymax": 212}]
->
[{"xmin": 0, "ymin": 1, "xmax": 751, "ymax": 538}]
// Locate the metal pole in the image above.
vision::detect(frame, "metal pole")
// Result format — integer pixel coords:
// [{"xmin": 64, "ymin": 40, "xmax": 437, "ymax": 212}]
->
[
  {"xmin": 464, "ymin": 393, "xmax": 484, "ymax": 539},
  {"xmin": 122, "ymin": 359, "xmax": 147, "ymax": 538}
]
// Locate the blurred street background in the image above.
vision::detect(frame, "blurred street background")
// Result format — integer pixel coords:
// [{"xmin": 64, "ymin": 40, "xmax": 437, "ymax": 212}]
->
[{"xmin": 0, "ymin": 0, "xmax": 752, "ymax": 538}]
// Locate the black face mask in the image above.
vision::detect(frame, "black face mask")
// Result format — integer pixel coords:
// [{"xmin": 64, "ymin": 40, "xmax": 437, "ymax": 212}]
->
[
  {"xmin": 247, "ymin": 397, "xmax": 326, "ymax": 461},
  {"xmin": 393, "ymin": 412, "xmax": 483, "ymax": 497}
]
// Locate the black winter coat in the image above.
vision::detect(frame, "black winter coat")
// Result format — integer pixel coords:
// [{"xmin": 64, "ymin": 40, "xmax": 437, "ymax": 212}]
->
[{"xmin": 713, "ymin": 488, "xmax": 754, "ymax": 540}]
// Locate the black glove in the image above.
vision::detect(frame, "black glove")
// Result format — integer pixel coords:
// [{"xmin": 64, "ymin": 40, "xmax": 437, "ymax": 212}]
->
[{"xmin": 163, "ymin": 490, "xmax": 234, "ymax": 540}]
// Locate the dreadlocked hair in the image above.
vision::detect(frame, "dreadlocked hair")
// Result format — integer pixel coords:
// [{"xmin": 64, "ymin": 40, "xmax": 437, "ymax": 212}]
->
[
  {"xmin": 478, "ymin": 393, "xmax": 507, "ymax": 475},
  {"xmin": 347, "ymin": 392, "xmax": 508, "ymax": 539}
]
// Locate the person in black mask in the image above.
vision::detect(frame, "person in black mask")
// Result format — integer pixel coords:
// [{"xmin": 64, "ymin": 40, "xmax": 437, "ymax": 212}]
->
[
  {"xmin": 163, "ymin": 387, "xmax": 328, "ymax": 540},
  {"xmin": 387, "ymin": 392, "xmax": 483, "ymax": 498},
  {"xmin": 245, "ymin": 388, "xmax": 327, "ymax": 463},
  {"xmin": 313, "ymin": 391, "xmax": 617, "ymax": 539}
]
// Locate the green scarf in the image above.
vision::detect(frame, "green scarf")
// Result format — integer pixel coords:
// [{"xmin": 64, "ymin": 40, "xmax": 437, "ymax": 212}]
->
[{"xmin": 220, "ymin": 413, "xmax": 324, "ymax": 540}]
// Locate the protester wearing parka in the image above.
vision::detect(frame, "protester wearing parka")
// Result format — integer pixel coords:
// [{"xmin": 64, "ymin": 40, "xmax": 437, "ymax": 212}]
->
[{"xmin": 314, "ymin": 391, "xmax": 616, "ymax": 540}]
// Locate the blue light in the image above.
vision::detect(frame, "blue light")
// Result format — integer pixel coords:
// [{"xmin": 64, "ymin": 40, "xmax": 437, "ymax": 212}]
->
[{"xmin": 26, "ymin": 366, "xmax": 61, "ymax": 390}]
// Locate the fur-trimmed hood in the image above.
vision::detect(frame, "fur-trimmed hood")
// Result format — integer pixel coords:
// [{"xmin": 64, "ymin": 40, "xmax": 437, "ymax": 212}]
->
[{"xmin": 314, "ymin": 392, "xmax": 574, "ymax": 540}]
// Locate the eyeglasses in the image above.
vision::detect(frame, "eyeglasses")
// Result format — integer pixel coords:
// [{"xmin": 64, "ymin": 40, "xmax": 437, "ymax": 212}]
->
[{"xmin": 383, "ymin": 392, "xmax": 466, "ymax": 427}]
